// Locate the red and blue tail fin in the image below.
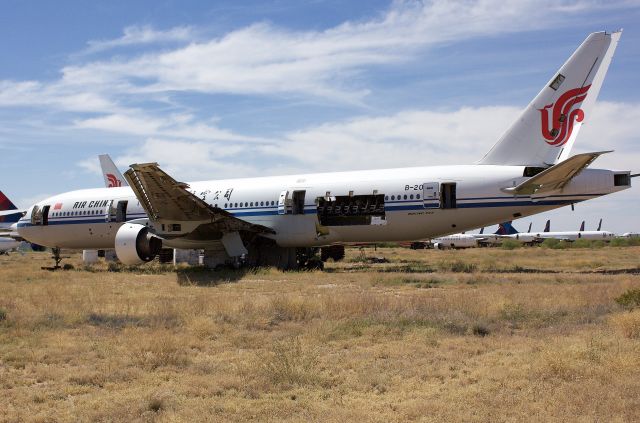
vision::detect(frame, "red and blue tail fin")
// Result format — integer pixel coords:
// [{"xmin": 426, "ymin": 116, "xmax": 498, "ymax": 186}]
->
[
  {"xmin": 544, "ymin": 220, "xmax": 551, "ymax": 232},
  {"xmin": 0, "ymin": 191, "xmax": 20, "ymax": 224},
  {"xmin": 495, "ymin": 221, "xmax": 519, "ymax": 235},
  {"xmin": 579, "ymin": 221, "xmax": 585, "ymax": 231}
]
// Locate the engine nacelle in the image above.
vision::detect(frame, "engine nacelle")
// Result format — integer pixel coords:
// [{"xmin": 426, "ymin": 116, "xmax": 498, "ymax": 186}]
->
[
  {"xmin": 114, "ymin": 223, "xmax": 162, "ymax": 265},
  {"xmin": 433, "ymin": 242, "xmax": 443, "ymax": 250}
]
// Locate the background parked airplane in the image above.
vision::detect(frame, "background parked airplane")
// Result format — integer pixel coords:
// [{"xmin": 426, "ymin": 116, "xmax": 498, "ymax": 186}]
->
[{"xmin": 534, "ymin": 219, "xmax": 615, "ymax": 241}]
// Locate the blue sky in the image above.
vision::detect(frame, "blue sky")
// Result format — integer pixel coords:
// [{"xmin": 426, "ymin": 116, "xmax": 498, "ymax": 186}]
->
[{"xmin": 1, "ymin": 0, "xmax": 639, "ymax": 233}]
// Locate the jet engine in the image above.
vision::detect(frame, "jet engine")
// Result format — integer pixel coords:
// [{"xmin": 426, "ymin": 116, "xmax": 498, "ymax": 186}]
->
[
  {"xmin": 433, "ymin": 242, "xmax": 443, "ymax": 250},
  {"xmin": 114, "ymin": 223, "xmax": 162, "ymax": 265}
]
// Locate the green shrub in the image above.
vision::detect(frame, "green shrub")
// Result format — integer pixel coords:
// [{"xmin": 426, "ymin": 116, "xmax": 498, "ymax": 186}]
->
[
  {"xmin": 439, "ymin": 260, "xmax": 476, "ymax": 273},
  {"xmin": 572, "ymin": 239, "xmax": 591, "ymax": 248},
  {"xmin": 610, "ymin": 238, "xmax": 629, "ymax": 247},
  {"xmin": 541, "ymin": 238, "xmax": 571, "ymax": 249},
  {"xmin": 615, "ymin": 289, "xmax": 640, "ymax": 310},
  {"xmin": 0, "ymin": 307, "xmax": 6, "ymax": 322},
  {"xmin": 500, "ymin": 240, "xmax": 520, "ymax": 250}
]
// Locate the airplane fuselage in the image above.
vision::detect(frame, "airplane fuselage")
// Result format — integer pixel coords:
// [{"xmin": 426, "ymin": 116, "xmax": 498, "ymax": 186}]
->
[{"xmin": 16, "ymin": 164, "xmax": 628, "ymax": 250}]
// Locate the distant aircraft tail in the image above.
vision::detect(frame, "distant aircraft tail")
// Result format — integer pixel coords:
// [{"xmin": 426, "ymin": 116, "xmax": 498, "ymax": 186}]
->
[
  {"xmin": 597, "ymin": 218, "xmax": 602, "ymax": 231},
  {"xmin": 495, "ymin": 221, "xmax": 519, "ymax": 235},
  {"xmin": 0, "ymin": 191, "xmax": 20, "ymax": 225},
  {"xmin": 99, "ymin": 154, "xmax": 128, "ymax": 188},
  {"xmin": 544, "ymin": 220, "xmax": 551, "ymax": 232},
  {"xmin": 527, "ymin": 222, "xmax": 532, "ymax": 233},
  {"xmin": 579, "ymin": 221, "xmax": 585, "ymax": 232},
  {"xmin": 479, "ymin": 31, "xmax": 621, "ymax": 166}
]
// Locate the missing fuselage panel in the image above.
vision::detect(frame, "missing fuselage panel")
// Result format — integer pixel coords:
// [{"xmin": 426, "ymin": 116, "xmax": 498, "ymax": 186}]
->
[{"xmin": 316, "ymin": 194, "xmax": 386, "ymax": 226}]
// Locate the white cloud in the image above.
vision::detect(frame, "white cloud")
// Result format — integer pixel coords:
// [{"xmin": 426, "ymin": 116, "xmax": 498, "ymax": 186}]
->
[
  {"xmin": 115, "ymin": 138, "xmax": 259, "ymax": 181},
  {"xmin": 104, "ymin": 101, "xmax": 640, "ymax": 181},
  {"xmin": 2, "ymin": 0, "xmax": 633, "ymax": 112},
  {"xmin": 265, "ymin": 106, "xmax": 522, "ymax": 171},
  {"xmin": 84, "ymin": 25, "xmax": 194, "ymax": 53},
  {"xmin": 73, "ymin": 112, "xmax": 269, "ymax": 143},
  {"xmin": 58, "ymin": 0, "xmax": 630, "ymax": 102}
]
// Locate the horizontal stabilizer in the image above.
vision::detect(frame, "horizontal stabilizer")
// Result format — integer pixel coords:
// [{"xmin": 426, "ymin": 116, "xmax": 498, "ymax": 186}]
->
[
  {"xmin": 0, "ymin": 209, "xmax": 25, "ymax": 217},
  {"xmin": 503, "ymin": 151, "xmax": 610, "ymax": 195}
]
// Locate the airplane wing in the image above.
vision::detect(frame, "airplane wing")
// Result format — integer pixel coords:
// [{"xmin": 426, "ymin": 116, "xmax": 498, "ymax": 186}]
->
[
  {"xmin": 503, "ymin": 151, "xmax": 611, "ymax": 196},
  {"xmin": 123, "ymin": 163, "xmax": 274, "ymax": 239}
]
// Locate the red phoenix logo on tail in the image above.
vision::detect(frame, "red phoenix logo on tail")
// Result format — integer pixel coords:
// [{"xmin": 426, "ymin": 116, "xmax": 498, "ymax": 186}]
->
[
  {"xmin": 539, "ymin": 85, "xmax": 590, "ymax": 147},
  {"xmin": 106, "ymin": 173, "xmax": 122, "ymax": 188}
]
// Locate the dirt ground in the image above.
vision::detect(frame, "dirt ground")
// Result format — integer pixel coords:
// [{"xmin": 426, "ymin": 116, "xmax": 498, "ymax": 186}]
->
[{"xmin": 1, "ymin": 246, "xmax": 640, "ymax": 422}]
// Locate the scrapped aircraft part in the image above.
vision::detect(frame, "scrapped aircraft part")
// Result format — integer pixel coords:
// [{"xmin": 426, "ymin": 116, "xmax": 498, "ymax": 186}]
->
[
  {"xmin": 124, "ymin": 162, "xmax": 274, "ymax": 236},
  {"xmin": 316, "ymin": 194, "xmax": 385, "ymax": 226},
  {"xmin": 503, "ymin": 151, "xmax": 611, "ymax": 195},
  {"xmin": 173, "ymin": 249, "xmax": 201, "ymax": 266},
  {"xmin": 82, "ymin": 250, "xmax": 99, "ymax": 264},
  {"xmin": 158, "ymin": 248, "xmax": 174, "ymax": 263},
  {"xmin": 114, "ymin": 223, "xmax": 162, "ymax": 265}
]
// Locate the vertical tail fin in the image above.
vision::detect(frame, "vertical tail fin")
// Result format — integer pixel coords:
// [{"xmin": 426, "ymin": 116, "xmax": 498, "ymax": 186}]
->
[
  {"xmin": 544, "ymin": 220, "xmax": 551, "ymax": 232},
  {"xmin": 579, "ymin": 221, "xmax": 585, "ymax": 231},
  {"xmin": 479, "ymin": 31, "xmax": 622, "ymax": 166},
  {"xmin": 597, "ymin": 218, "xmax": 602, "ymax": 231},
  {"xmin": 479, "ymin": 227, "xmax": 484, "ymax": 234},
  {"xmin": 527, "ymin": 222, "xmax": 532, "ymax": 233},
  {"xmin": 495, "ymin": 221, "xmax": 518, "ymax": 235},
  {"xmin": 99, "ymin": 154, "xmax": 129, "ymax": 188},
  {"xmin": 0, "ymin": 191, "xmax": 19, "ymax": 225},
  {"xmin": 0, "ymin": 191, "xmax": 17, "ymax": 212}
]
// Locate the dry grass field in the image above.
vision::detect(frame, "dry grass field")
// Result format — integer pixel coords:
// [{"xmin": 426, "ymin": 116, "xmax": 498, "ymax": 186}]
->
[{"xmin": 1, "ymin": 246, "xmax": 640, "ymax": 422}]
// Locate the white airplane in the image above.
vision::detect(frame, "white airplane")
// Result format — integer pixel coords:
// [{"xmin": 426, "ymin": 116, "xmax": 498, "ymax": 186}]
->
[
  {"xmin": 6, "ymin": 31, "xmax": 635, "ymax": 269},
  {"xmin": 533, "ymin": 218, "xmax": 616, "ymax": 242},
  {"xmin": 622, "ymin": 232, "xmax": 640, "ymax": 238},
  {"xmin": 431, "ymin": 233, "xmax": 478, "ymax": 249},
  {"xmin": 499, "ymin": 222, "xmax": 543, "ymax": 245},
  {"xmin": 0, "ymin": 236, "xmax": 22, "ymax": 254}
]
